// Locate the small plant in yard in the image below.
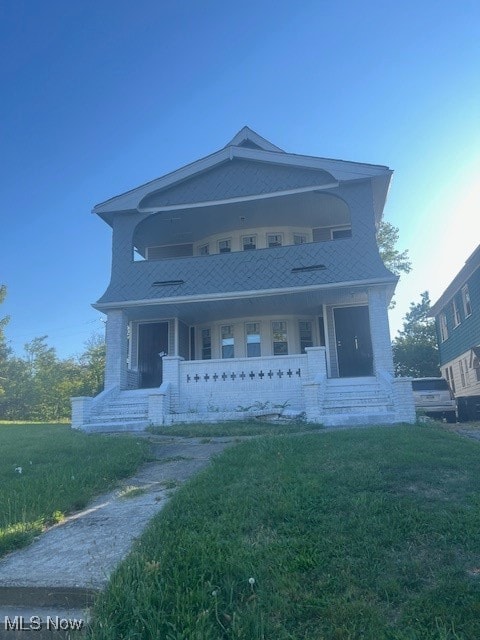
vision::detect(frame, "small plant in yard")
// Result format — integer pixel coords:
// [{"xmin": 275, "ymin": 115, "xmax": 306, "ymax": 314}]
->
[{"xmin": 90, "ymin": 425, "xmax": 480, "ymax": 639}]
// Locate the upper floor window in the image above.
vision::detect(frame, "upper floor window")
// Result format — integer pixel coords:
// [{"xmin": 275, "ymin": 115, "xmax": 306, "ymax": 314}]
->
[
  {"xmin": 439, "ymin": 312, "xmax": 448, "ymax": 342},
  {"xmin": 267, "ymin": 233, "xmax": 283, "ymax": 248},
  {"xmin": 331, "ymin": 228, "xmax": 352, "ymax": 239},
  {"xmin": 221, "ymin": 325, "xmax": 234, "ymax": 358},
  {"xmin": 299, "ymin": 321, "xmax": 313, "ymax": 353},
  {"xmin": 452, "ymin": 299, "xmax": 461, "ymax": 328},
  {"xmin": 294, "ymin": 234, "xmax": 308, "ymax": 245},
  {"xmin": 245, "ymin": 322, "xmax": 261, "ymax": 357},
  {"xmin": 199, "ymin": 244, "xmax": 209, "ymax": 256},
  {"xmin": 462, "ymin": 285, "xmax": 472, "ymax": 317},
  {"xmin": 218, "ymin": 239, "xmax": 231, "ymax": 254},
  {"xmin": 242, "ymin": 235, "xmax": 256, "ymax": 251},
  {"xmin": 272, "ymin": 321, "xmax": 288, "ymax": 355}
]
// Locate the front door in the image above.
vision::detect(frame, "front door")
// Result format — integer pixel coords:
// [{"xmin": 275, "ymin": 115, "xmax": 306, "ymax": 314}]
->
[
  {"xmin": 334, "ymin": 306, "xmax": 373, "ymax": 377},
  {"xmin": 138, "ymin": 322, "xmax": 169, "ymax": 388}
]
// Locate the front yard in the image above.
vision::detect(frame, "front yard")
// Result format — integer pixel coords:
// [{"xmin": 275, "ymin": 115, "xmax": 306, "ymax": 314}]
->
[
  {"xmin": 90, "ymin": 424, "xmax": 480, "ymax": 640},
  {"xmin": 0, "ymin": 423, "xmax": 149, "ymax": 557}
]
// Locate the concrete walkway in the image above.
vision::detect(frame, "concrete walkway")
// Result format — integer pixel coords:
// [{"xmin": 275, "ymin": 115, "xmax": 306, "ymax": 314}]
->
[{"xmin": 0, "ymin": 436, "xmax": 234, "ymax": 637}]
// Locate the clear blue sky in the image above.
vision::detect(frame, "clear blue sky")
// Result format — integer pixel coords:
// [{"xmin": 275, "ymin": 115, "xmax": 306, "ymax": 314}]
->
[{"xmin": 1, "ymin": 0, "xmax": 479, "ymax": 358}]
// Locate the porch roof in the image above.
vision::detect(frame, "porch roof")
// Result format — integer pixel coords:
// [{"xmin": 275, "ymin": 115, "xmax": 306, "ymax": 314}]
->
[{"xmin": 95, "ymin": 238, "xmax": 397, "ymax": 308}]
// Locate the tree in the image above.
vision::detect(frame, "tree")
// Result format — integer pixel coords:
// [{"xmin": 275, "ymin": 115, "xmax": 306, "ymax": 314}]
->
[
  {"xmin": 377, "ymin": 221, "xmax": 412, "ymax": 277},
  {"xmin": 78, "ymin": 333, "xmax": 105, "ymax": 396},
  {"xmin": 392, "ymin": 291, "xmax": 440, "ymax": 378}
]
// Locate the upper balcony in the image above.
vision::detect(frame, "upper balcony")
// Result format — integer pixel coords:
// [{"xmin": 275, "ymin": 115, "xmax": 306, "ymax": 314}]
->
[{"xmin": 132, "ymin": 191, "xmax": 352, "ymax": 262}]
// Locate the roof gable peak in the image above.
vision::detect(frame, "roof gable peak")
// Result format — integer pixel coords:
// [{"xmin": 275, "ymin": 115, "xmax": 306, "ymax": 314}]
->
[{"xmin": 225, "ymin": 126, "xmax": 284, "ymax": 153}]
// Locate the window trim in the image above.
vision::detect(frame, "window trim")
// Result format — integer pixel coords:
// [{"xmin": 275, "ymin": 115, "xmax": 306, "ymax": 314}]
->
[
  {"xmin": 218, "ymin": 238, "xmax": 232, "ymax": 254},
  {"xmin": 439, "ymin": 312, "xmax": 448, "ymax": 342},
  {"xmin": 241, "ymin": 235, "xmax": 257, "ymax": 251},
  {"xmin": 452, "ymin": 299, "xmax": 461, "ymax": 328},
  {"xmin": 266, "ymin": 233, "xmax": 283, "ymax": 248},
  {"xmin": 462, "ymin": 284, "xmax": 472, "ymax": 317}
]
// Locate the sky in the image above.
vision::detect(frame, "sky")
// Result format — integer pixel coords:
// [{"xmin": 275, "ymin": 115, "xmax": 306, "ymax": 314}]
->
[{"xmin": 1, "ymin": 0, "xmax": 479, "ymax": 359}]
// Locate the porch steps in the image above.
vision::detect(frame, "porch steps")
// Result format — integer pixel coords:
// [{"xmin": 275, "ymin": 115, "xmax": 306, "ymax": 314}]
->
[
  {"xmin": 84, "ymin": 390, "xmax": 151, "ymax": 433},
  {"xmin": 321, "ymin": 378, "xmax": 395, "ymax": 424}
]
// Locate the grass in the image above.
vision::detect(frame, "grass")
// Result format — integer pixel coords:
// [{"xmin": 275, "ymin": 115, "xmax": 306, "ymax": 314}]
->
[
  {"xmin": 90, "ymin": 424, "xmax": 480, "ymax": 639},
  {"xmin": 0, "ymin": 423, "xmax": 149, "ymax": 557},
  {"xmin": 148, "ymin": 419, "xmax": 321, "ymax": 438}
]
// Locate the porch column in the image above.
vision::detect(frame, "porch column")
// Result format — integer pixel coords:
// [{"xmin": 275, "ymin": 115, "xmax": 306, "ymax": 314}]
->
[
  {"xmin": 104, "ymin": 309, "xmax": 128, "ymax": 390},
  {"xmin": 367, "ymin": 287, "xmax": 394, "ymax": 377}
]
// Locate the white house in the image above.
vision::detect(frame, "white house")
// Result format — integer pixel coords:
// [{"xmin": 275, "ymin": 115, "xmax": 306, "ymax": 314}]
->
[{"xmin": 71, "ymin": 127, "xmax": 414, "ymax": 430}]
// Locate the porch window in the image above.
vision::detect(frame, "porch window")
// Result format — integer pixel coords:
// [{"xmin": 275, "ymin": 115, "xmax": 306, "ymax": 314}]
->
[
  {"xmin": 452, "ymin": 299, "xmax": 461, "ymax": 327},
  {"xmin": 201, "ymin": 328, "xmax": 212, "ymax": 360},
  {"xmin": 459, "ymin": 359, "xmax": 466, "ymax": 387},
  {"xmin": 299, "ymin": 321, "xmax": 313, "ymax": 353},
  {"xmin": 462, "ymin": 285, "xmax": 472, "ymax": 317},
  {"xmin": 245, "ymin": 322, "xmax": 261, "ymax": 357},
  {"xmin": 242, "ymin": 235, "xmax": 256, "ymax": 251},
  {"xmin": 221, "ymin": 325, "xmax": 234, "ymax": 358},
  {"xmin": 439, "ymin": 312, "xmax": 448, "ymax": 342},
  {"xmin": 272, "ymin": 321, "xmax": 288, "ymax": 356},
  {"xmin": 218, "ymin": 239, "xmax": 231, "ymax": 253},
  {"xmin": 267, "ymin": 233, "xmax": 283, "ymax": 248},
  {"xmin": 199, "ymin": 244, "xmax": 209, "ymax": 256}
]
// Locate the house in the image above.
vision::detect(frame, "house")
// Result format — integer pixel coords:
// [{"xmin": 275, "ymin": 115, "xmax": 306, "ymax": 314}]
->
[
  {"xmin": 71, "ymin": 127, "xmax": 414, "ymax": 430},
  {"xmin": 430, "ymin": 245, "xmax": 480, "ymax": 421}
]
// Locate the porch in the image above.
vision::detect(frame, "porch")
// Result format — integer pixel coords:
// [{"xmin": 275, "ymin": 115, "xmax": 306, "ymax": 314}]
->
[{"xmin": 72, "ymin": 347, "xmax": 415, "ymax": 430}]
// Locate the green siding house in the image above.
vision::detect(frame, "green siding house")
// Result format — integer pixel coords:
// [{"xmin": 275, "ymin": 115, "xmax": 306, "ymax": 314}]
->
[{"xmin": 430, "ymin": 245, "xmax": 480, "ymax": 420}]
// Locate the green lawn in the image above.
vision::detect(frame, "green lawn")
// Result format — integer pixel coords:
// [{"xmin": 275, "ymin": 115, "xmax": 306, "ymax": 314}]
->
[
  {"xmin": 0, "ymin": 423, "xmax": 149, "ymax": 557},
  {"xmin": 91, "ymin": 425, "xmax": 480, "ymax": 640},
  {"xmin": 148, "ymin": 419, "xmax": 320, "ymax": 438}
]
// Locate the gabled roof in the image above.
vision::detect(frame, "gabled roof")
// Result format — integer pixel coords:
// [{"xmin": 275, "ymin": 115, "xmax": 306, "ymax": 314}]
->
[
  {"xmin": 430, "ymin": 244, "xmax": 480, "ymax": 316},
  {"xmin": 93, "ymin": 127, "xmax": 393, "ymax": 225},
  {"xmin": 225, "ymin": 126, "xmax": 284, "ymax": 152}
]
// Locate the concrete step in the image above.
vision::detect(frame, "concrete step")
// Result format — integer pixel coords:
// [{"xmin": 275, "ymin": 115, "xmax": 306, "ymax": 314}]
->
[
  {"xmin": 322, "ymin": 411, "xmax": 397, "ymax": 426},
  {"xmin": 83, "ymin": 420, "xmax": 149, "ymax": 432}
]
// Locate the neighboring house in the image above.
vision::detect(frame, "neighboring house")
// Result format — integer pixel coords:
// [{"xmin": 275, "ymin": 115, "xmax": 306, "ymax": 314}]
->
[
  {"xmin": 430, "ymin": 245, "xmax": 480, "ymax": 421},
  {"xmin": 72, "ymin": 127, "xmax": 414, "ymax": 430}
]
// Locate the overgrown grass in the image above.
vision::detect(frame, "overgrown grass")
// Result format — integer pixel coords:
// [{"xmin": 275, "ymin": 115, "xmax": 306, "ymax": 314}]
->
[
  {"xmin": 0, "ymin": 423, "xmax": 149, "ymax": 557},
  {"xmin": 148, "ymin": 419, "xmax": 321, "ymax": 438},
  {"xmin": 91, "ymin": 425, "xmax": 480, "ymax": 639}
]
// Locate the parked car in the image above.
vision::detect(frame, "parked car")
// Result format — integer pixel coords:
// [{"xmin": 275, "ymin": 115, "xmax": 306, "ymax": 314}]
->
[{"xmin": 412, "ymin": 378, "xmax": 456, "ymax": 423}]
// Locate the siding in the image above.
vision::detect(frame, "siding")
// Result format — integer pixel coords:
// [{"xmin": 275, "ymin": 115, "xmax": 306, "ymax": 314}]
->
[{"xmin": 436, "ymin": 267, "xmax": 480, "ymax": 366}]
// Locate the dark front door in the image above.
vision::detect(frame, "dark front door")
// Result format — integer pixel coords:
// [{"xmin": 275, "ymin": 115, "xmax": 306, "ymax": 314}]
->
[
  {"xmin": 138, "ymin": 322, "xmax": 169, "ymax": 388},
  {"xmin": 334, "ymin": 306, "xmax": 373, "ymax": 377}
]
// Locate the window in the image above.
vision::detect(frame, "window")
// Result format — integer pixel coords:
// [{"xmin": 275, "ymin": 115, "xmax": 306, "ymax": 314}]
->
[
  {"xmin": 218, "ymin": 239, "xmax": 231, "ymax": 253},
  {"xmin": 462, "ymin": 285, "xmax": 472, "ymax": 317},
  {"xmin": 452, "ymin": 299, "xmax": 461, "ymax": 327},
  {"xmin": 267, "ymin": 233, "xmax": 283, "ymax": 248},
  {"xmin": 332, "ymin": 228, "xmax": 352, "ymax": 239},
  {"xmin": 221, "ymin": 325, "xmax": 234, "ymax": 358},
  {"xmin": 294, "ymin": 234, "xmax": 308, "ymax": 245},
  {"xmin": 299, "ymin": 321, "xmax": 313, "ymax": 353},
  {"xmin": 449, "ymin": 366, "xmax": 456, "ymax": 393},
  {"xmin": 245, "ymin": 322, "xmax": 261, "ymax": 357},
  {"xmin": 272, "ymin": 321, "xmax": 288, "ymax": 355},
  {"xmin": 199, "ymin": 244, "xmax": 209, "ymax": 256},
  {"xmin": 242, "ymin": 235, "xmax": 256, "ymax": 251},
  {"xmin": 464, "ymin": 357, "xmax": 470, "ymax": 386},
  {"xmin": 439, "ymin": 312, "xmax": 448, "ymax": 342},
  {"xmin": 459, "ymin": 359, "xmax": 466, "ymax": 387},
  {"xmin": 201, "ymin": 328, "xmax": 211, "ymax": 360}
]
